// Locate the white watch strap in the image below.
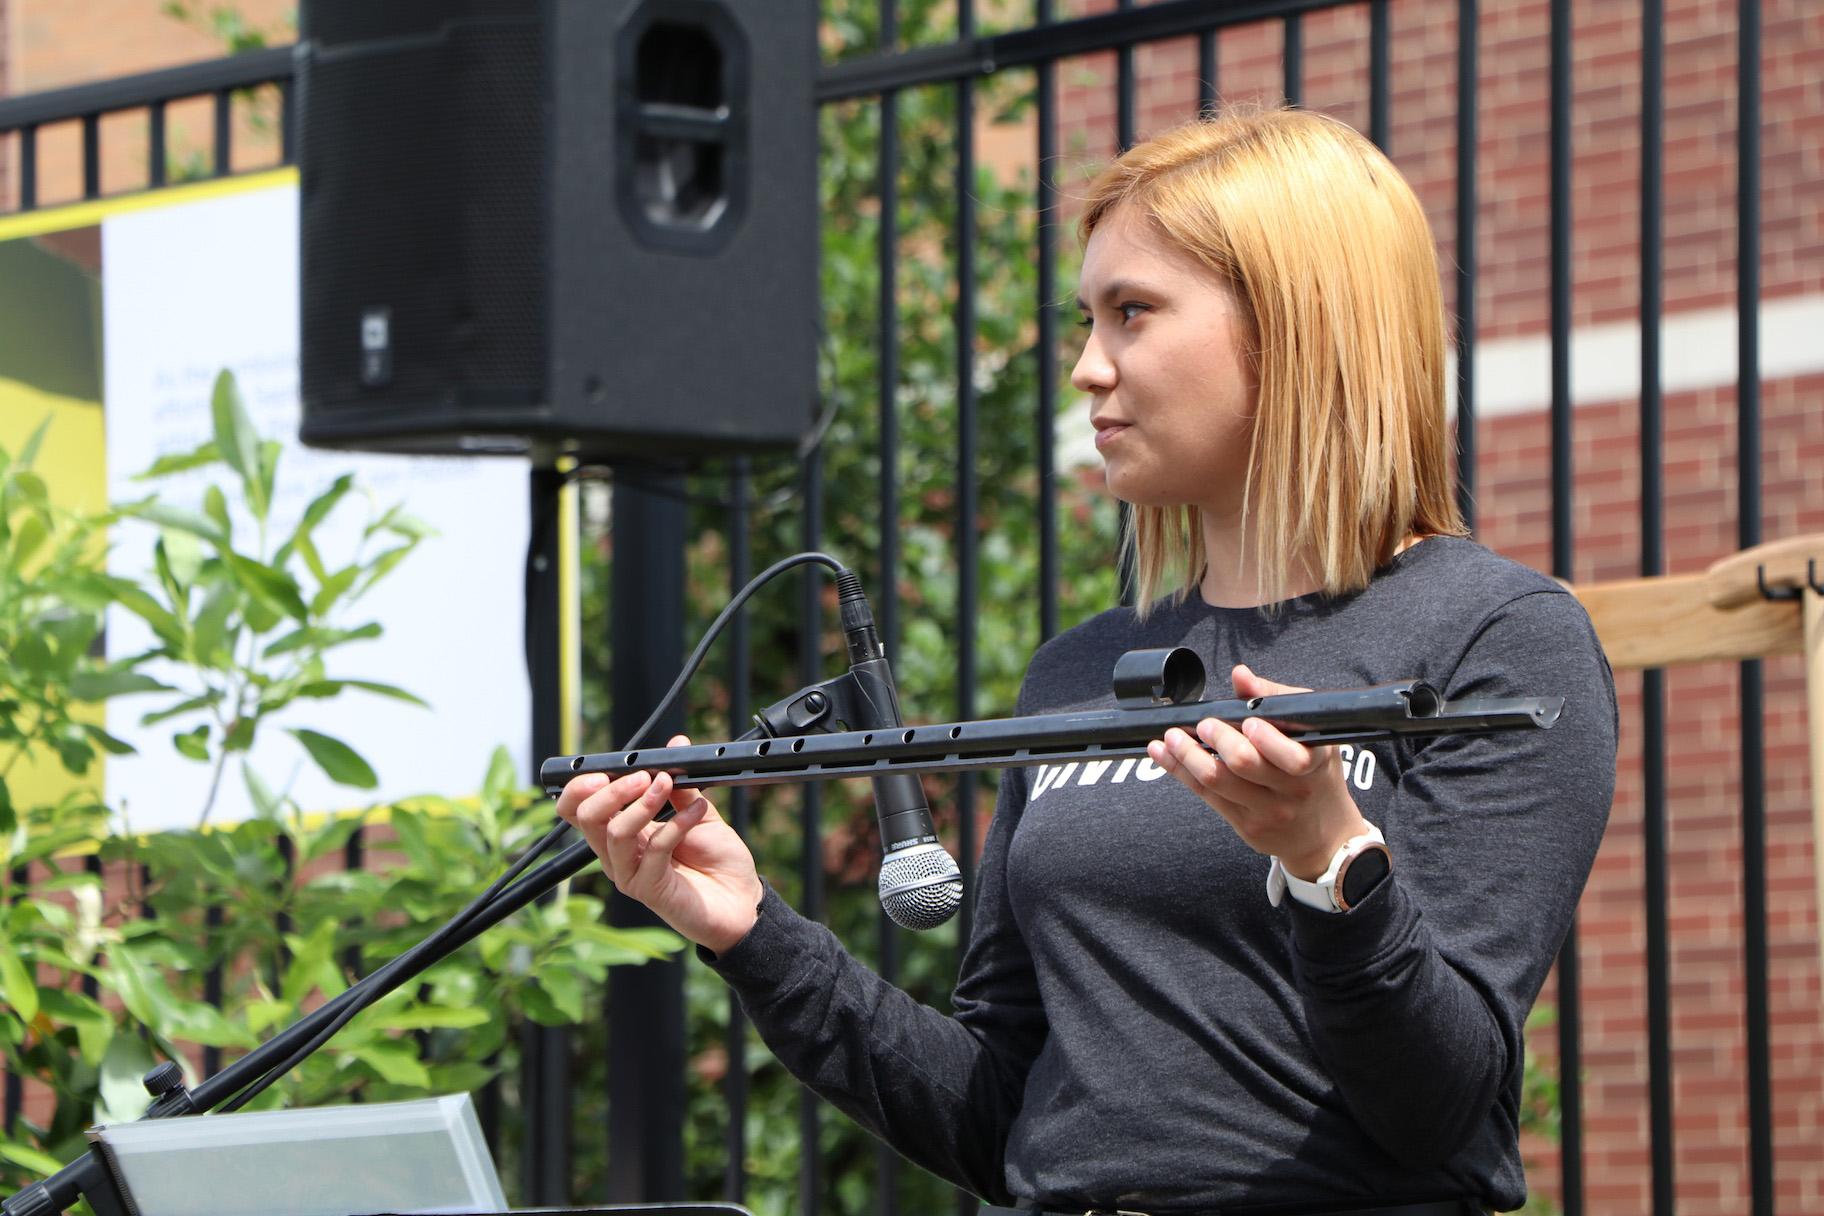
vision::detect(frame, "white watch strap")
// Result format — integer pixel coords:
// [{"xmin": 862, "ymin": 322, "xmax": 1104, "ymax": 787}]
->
[{"xmin": 1266, "ymin": 822, "xmax": 1387, "ymax": 913}]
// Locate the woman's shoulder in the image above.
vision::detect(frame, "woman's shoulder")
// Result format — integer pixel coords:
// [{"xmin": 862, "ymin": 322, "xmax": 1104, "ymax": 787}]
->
[{"xmin": 1378, "ymin": 535, "xmax": 1574, "ymax": 617}]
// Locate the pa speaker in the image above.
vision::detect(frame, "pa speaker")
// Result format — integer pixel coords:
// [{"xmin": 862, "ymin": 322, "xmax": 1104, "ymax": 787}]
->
[{"xmin": 297, "ymin": 0, "xmax": 818, "ymax": 460}]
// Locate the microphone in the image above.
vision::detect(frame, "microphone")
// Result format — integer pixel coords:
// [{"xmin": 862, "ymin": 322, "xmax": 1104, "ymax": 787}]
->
[{"xmin": 835, "ymin": 568, "xmax": 963, "ymax": 930}]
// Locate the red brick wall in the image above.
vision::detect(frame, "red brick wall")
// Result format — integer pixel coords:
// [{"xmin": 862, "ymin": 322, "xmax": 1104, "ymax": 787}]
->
[{"xmin": 1056, "ymin": 0, "xmax": 1823, "ymax": 336}]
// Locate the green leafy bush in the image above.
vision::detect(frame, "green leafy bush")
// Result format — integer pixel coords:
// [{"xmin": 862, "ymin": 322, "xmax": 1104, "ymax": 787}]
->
[{"xmin": 1, "ymin": 377, "xmax": 682, "ymax": 1196}]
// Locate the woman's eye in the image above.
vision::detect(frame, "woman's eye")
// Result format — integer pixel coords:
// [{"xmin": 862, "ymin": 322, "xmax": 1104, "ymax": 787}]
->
[
  {"xmin": 1076, "ymin": 314, "xmax": 1093, "ymax": 329},
  {"xmin": 1119, "ymin": 302, "xmax": 1148, "ymax": 322}
]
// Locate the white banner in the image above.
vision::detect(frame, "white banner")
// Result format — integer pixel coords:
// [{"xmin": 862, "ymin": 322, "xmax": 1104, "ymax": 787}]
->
[{"xmin": 102, "ymin": 182, "xmax": 532, "ymax": 832}]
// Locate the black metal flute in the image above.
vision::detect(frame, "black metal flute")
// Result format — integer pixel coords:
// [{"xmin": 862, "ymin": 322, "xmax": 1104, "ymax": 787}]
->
[{"xmin": 541, "ymin": 649, "xmax": 1563, "ymax": 796}]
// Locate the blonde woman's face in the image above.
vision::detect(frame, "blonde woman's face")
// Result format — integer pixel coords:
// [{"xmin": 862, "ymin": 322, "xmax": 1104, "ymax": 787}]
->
[{"xmin": 1071, "ymin": 204, "xmax": 1258, "ymax": 516}]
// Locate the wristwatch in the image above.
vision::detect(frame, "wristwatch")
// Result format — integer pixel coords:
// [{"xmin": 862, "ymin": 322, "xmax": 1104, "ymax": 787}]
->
[{"xmin": 1266, "ymin": 822, "xmax": 1392, "ymax": 913}]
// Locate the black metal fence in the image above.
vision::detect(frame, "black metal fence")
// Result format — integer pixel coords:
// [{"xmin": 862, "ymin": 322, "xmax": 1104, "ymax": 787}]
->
[{"xmin": 0, "ymin": 1, "xmax": 1797, "ymax": 1213}]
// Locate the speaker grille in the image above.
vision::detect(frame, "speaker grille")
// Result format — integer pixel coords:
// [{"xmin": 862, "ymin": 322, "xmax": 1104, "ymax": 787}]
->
[{"xmin": 301, "ymin": 15, "xmax": 546, "ymax": 424}]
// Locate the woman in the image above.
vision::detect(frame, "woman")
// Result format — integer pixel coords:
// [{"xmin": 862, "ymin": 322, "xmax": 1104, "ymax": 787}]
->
[{"xmin": 556, "ymin": 108, "xmax": 1617, "ymax": 1215}]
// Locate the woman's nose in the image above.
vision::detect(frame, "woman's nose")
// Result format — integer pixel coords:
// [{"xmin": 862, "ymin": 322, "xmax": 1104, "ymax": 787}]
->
[{"xmin": 1070, "ymin": 330, "xmax": 1115, "ymax": 394}]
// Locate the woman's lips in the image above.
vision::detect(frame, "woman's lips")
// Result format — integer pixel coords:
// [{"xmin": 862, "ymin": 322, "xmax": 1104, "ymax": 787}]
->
[{"xmin": 1094, "ymin": 423, "xmax": 1130, "ymax": 450}]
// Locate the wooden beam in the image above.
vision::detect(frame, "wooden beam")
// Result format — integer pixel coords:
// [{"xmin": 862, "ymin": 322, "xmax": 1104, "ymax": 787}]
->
[
  {"xmin": 1565, "ymin": 534, "xmax": 1821, "ymax": 672},
  {"xmin": 1569, "ymin": 574, "xmax": 1801, "ymax": 672}
]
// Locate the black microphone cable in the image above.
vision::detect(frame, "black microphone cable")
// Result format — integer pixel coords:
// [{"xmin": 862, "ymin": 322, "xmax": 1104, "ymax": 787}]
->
[{"xmin": 213, "ymin": 551, "xmax": 848, "ymax": 1113}]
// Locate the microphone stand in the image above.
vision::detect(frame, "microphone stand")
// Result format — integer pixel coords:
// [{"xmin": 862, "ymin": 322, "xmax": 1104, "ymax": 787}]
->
[{"xmin": 1, "ymin": 670, "xmax": 886, "ymax": 1216}]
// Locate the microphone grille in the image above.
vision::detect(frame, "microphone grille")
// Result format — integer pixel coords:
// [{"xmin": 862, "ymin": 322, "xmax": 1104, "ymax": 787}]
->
[{"xmin": 879, "ymin": 842, "xmax": 964, "ymax": 931}]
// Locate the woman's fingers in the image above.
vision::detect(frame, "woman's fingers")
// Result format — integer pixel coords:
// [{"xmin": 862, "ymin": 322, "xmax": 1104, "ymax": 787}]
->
[
  {"xmin": 1148, "ymin": 728, "xmax": 1223, "ymax": 797},
  {"xmin": 602, "ymin": 770, "xmax": 677, "ymax": 884},
  {"xmin": 628, "ymin": 794, "xmax": 712, "ymax": 895}
]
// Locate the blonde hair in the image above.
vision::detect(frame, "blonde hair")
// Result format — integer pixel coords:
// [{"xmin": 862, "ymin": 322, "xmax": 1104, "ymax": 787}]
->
[{"xmin": 1080, "ymin": 106, "xmax": 1466, "ymax": 616}]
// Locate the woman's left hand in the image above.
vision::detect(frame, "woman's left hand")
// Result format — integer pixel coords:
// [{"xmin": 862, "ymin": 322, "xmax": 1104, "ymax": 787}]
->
[{"xmin": 1148, "ymin": 663, "xmax": 1372, "ymax": 880}]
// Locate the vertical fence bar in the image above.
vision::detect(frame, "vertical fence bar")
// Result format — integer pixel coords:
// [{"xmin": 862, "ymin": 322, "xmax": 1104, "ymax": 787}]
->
[
  {"xmin": 1282, "ymin": 14, "xmax": 1302, "ymax": 107},
  {"xmin": 1198, "ymin": 28, "xmax": 1218, "ymax": 115},
  {"xmin": 798, "ymin": 449, "xmax": 825, "ymax": 1216},
  {"xmin": 3, "ymin": 866, "xmax": 22, "ymax": 1132},
  {"xmin": 214, "ymin": 87, "xmax": 232, "ymax": 175},
  {"xmin": 203, "ymin": 905, "xmax": 226, "ymax": 1079},
  {"xmin": 1546, "ymin": 1, "xmax": 1583, "ymax": 1211},
  {"xmin": 523, "ymin": 464, "xmax": 572, "ymax": 1206},
  {"xmin": 1639, "ymin": 4, "xmax": 1672, "ymax": 1212},
  {"xmin": 1038, "ymin": 0, "xmax": 1060, "ymax": 645},
  {"xmin": 342, "ymin": 830, "xmax": 364, "ymax": 980},
  {"xmin": 1116, "ymin": 0, "xmax": 1134, "ymax": 151},
  {"xmin": 82, "ymin": 113, "xmax": 100, "ymax": 198},
  {"xmin": 1735, "ymin": 0, "xmax": 1771, "ymax": 1209},
  {"xmin": 82, "ymin": 858, "xmax": 102, "ymax": 999},
  {"xmin": 1369, "ymin": 0, "xmax": 1389, "ymax": 152},
  {"xmin": 280, "ymin": 78, "xmax": 296, "ymax": 164},
  {"xmin": 1453, "ymin": 0, "xmax": 1476, "ymax": 532},
  {"xmin": 149, "ymin": 100, "xmax": 168, "ymax": 187},
  {"xmin": 954, "ymin": 8, "xmax": 980, "ymax": 1216},
  {"xmin": 19, "ymin": 124, "xmax": 37, "ymax": 210},
  {"xmin": 875, "ymin": 5, "xmax": 904, "ymax": 1210},
  {"xmin": 725, "ymin": 459, "xmax": 753, "ymax": 1207},
  {"xmin": 606, "ymin": 471, "xmax": 689, "ymax": 1206}
]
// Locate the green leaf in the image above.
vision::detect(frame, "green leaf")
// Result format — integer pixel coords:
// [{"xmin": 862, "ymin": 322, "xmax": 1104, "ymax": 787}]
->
[
  {"xmin": 242, "ymin": 761, "xmax": 284, "ymax": 821},
  {"xmin": 190, "ymin": 580, "xmax": 238, "ymax": 668},
  {"xmin": 296, "ymin": 473, "xmax": 354, "ymax": 537},
  {"xmin": 130, "ymin": 502, "xmax": 228, "ymax": 545},
  {"xmin": 297, "ymin": 679, "xmax": 428, "ymax": 708},
  {"xmin": 0, "ymin": 1142, "xmax": 66, "ymax": 1175},
  {"xmin": 353, "ymin": 544, "xmax": 415, "ymax": 598},
  {"xmin": 97, "ymin": 1032, "xmax": 158, "ymax": 1123},
  {"xmin": 532, "ymin": 966, "xmax": 584, "ymax": 1022},
  {"xmin": 141, "ymin": 690, "xmax": 223, "ymax": 726},
  {"xmin": 68, "ymin": 669, "xmax": 174, "ymax": 700},
  {"xmin": 15, "ymin": 415, "xmax": 51, "ymax": 470},
  {"xmin": 111, "ymin": 585, "xmax": 188, "ymax": 649},
  {"xmin": 173, "ymin": 725, "xmax": 211, "ymax": 761},
  {"xmin": 0, "ymin": 936, "xmax": 39, "ymax": 1023},
  {"xmin": 10, "ymin": 470, "xmax": 47, "ymax": 502},
  {"xmin": 263, "ymin": 621, "xmax": 382, "ymax": 659},
  {"xmin": 481, "ymin": 745, "xmax": 519, "ymax": 806},
  {"xmin": 0, "ymin": 774, "xmax": 12, "ymax": 836},
  {"xmin": 281, "ymin": 919, "xmax": 344, "ymax": 1005},
  {"xmin": 225, "ymin": 553, "xmax": 309, "ymax": 621},
  {"xmin": 136, "ymin": 439, "xmax": 222, "ymax": 480},
  {"xmin": 211, "ymin": 370, "xmax": 266, "ymax": 518},
  {"xmin": 223, "ymin": 717, "xmax": 254, "ymax": 752},
  {"xmin": 309, "ymin": 565, "xmax": 360, "ymax": 617},
  {"xmin": 288, "ymin": 729, "xmax": 378, "ymax": 789},
  {"xmin": 352, "ymin": 1039, "xmax": 431, "ymax": 1088},
  {"xmin": 371, "ymin": 1005, "xmax": 491, "ymax": 1032},
  {"xmin": 38, "ymin": 988, "xmax": 115, "ymax": 1065},
  {"xmin": 255, "ymin": 440, "xmax": 280, "ymax": 523},
  {"xmin": 82, "ymin": 723, "xmax": 137, "ymax": 756},
  {"xmin": 9, "ymin": 510, "xmax": 48, "ymax": 566},
  {"xmin": 202, "ymin": 483, "xmax": 232, "ymax": 539}
]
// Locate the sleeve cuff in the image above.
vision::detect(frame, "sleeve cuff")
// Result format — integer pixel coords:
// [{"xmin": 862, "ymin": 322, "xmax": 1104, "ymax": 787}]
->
[
  {"xmin": 696, "ymin": 881, "xmax": 828, "ymax": 998},
  {"xmin": 1287, "ymin": 871, "xmax": 1422, "ymax": 984}
]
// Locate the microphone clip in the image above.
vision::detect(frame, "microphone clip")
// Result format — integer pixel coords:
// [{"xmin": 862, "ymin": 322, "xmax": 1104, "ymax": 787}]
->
[{"xmin": 749, "ymin": 670, "xmax": 876, "ymax": 740}]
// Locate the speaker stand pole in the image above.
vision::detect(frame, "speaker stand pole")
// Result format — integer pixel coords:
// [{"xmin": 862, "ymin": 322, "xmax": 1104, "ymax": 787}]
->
[
  {"xmin": 606, "ymin": 465, "xmax": 689, "ymax": 1202},
  {"xmin": 524, "ymin": 464, "xmax": 574, "ymax": 1205}
]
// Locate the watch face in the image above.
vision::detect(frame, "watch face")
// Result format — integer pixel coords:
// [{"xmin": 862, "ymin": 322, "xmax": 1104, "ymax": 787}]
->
[{"xmin": 1339, "ymin": 845, "xmax": 1392, "ymax": 909}]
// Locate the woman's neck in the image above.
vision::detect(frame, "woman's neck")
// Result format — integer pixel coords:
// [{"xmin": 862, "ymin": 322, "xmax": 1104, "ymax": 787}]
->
[{"xmin": 1195, "ymin": 509, "xmax": 1323, "ymax": 609}]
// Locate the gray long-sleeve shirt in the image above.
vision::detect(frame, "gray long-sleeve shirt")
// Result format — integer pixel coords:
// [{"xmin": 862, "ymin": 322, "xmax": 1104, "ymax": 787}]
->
[{"xmin": 705, "ymin": 537, "xmax": 1618, "ymax": 1212}]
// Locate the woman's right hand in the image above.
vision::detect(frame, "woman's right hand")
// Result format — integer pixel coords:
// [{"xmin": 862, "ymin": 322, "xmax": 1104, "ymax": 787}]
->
[{"xmin": 554, "ymin": 735, "xmax": 763, "ymax": 955}]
